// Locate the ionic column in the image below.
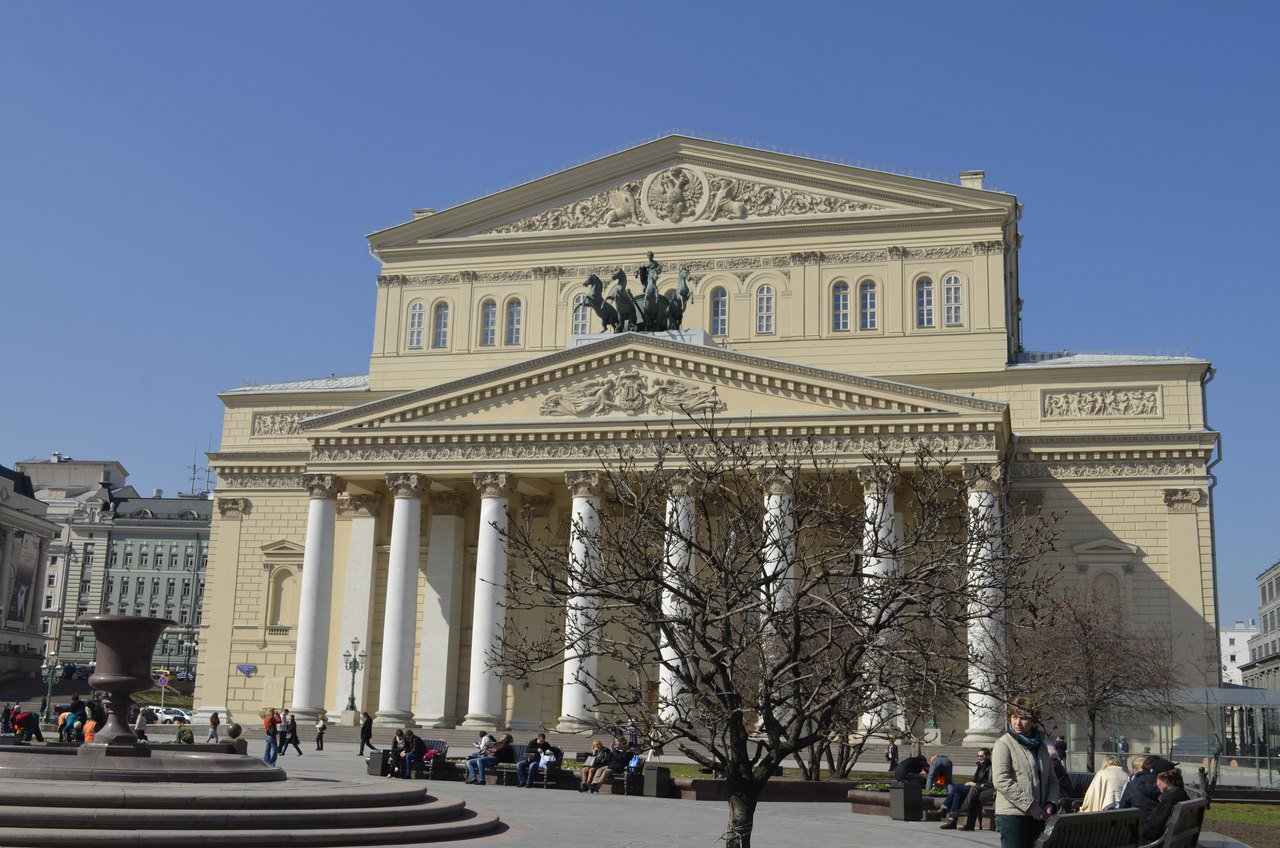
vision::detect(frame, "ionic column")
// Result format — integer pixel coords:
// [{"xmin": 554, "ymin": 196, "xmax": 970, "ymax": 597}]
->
[
  {"xmin": 461, "ymin": 472, "xmax": 512, "ymax": 729},
  {"xmin": 415, "ymin": 491, "xmax": 468, "ymax": 728},
  {"xmin": 375, "ymin": 473, "xmax": 428, "ymax": 727},
  {"xmin": 557, "ymin": 471, "xmax": 601, "ymax": 732},
  {"xmin": 659, "ymin": 477, "xmax": 694, "ymax": 724},
  {"xmin": 329, "ymin": 493, "xmax": 382, "ymax": 720},
  {"xmin": 291, "ymin": 474, "xmax": 346, "ymax": 719},
  {"xmin": 858, "ymin": 467, "xmax": 904, "ymax": 732},
  {"xmin": 761, "ymin": 472, "xmax": 795, "ymax": 609},
  {"xmin": 963, "ymin": 464, "xmax": 1005, "ymax": 745}
]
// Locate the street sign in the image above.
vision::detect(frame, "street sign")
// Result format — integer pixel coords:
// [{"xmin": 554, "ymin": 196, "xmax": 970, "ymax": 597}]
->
[{"xmin": 158, "ymin": 676, "xmax": 169, "ymax": 688}]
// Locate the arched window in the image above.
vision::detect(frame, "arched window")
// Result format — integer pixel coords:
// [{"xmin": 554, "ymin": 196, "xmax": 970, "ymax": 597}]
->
[
  {"xmin": 832, "ymin": 282, "xmax": 850, "ymax": 332},
  {"xmin": 571, "ymin": 294, "xmax": 590, "ymax": 336},
  {"xmin": 431, "ymin": 302, "xmax": 449, "ymax": 349},
  {"xmin": 859, "ymin": 281, "xmax": 877, "ymax": 330},
  {"xmin": 406, "ymin": 301, "xmax": 425, "ymax": 348},
  {"xmin": 505, "ymin": 298, "xmax": 523, "ymax": 345},
  {"xmin": 755, "ymin": 284, "xmax": 775, "ymax": 334},
  {"xmin": 916, "ymin": 277, "xmax": 935, "ymax": 328},
  {"xmin": 710, "ymin": 288, "xmax": 728, "ymax": 336},
  {"xmin": 478, "ymin": 299, "xmax": 497, "ymax": 346},
  {"xmin": 943, "ymin": 273, "xmax": 963, "ymax": 326}
]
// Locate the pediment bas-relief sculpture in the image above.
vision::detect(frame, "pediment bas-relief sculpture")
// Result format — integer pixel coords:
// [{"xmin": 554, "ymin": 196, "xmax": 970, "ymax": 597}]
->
[
  {"xmin": 481, "ymin": 164, "xmax": 890, "ymax": 234},
  {"xmin": 539, "ymin": 369, "xmax": 725, "ymax": 417}
]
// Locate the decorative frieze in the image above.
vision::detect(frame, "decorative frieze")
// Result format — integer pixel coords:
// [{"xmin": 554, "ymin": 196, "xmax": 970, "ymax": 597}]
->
[
  {"xmin": 1012, "ymin": 461, "xmax": 1197, "ymax": 480},
  {"xmin": 251, "ymin": 412, "xmax": 331, "ymax": 437},
  {"xmin": 216, "ymin": 497, "xmax": 250, "ymax": 519},
  {"xmin": 385, "ymin": 473, "xmax": 428, "ymax": 500},
  {"xmin": 1042, "ymin": 389, "xmax": 1160, "ymax": 419},
  {"xmin": 1163, "ymin": 488, "xmax": 1204, "ymax": 513},
  {"xmin": 338, "ymin": 493, "xmax": 384, "ymax": 519},
  {"xmin": 217, "ymin": 473, "xmax": 303, "ymax": 490},
  {"xmin": 564, "ymin": 471, "xmax": 602, "ymax": 499},
  {"xmin": 473, "ymin": 472, "xmax": 513, "ymax": 499},
  {"xmin": 539, "ymin": 370, "xmax": 725, "ymax": 417},
  {"xmin": 971, "ymin": 240, "xmax": 1007, "ymax": 255},
  {"xmin": 311, "ymin": 432, "xmax": 996, "ymax": 465},
  {"xmin": 303, "ymin": 474, "xmax": 346, "ymax": 500}
]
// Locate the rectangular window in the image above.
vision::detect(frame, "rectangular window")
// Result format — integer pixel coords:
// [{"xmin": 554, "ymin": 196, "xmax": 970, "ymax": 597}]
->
[
  {"xmin": 135, "ymin": 579, "xmax": 144, "ymax": 596},
  {"xmin": 43, "ymin": 593, "xmax": 53, "ymax": 610},
  {"xmin": 40, "ymin": 619, "xmax": 51, "ymax": 635},
  {"xmin": 140, "ymin": 551, "xmax": 149, "ymax": 567},
  {"xmin": 73, "ymin": 635, "xmax": 84, "ymax": 652},
  {"xmin": 152, "ymin": 577, "xmax": 161, "ymax": 596},
  {"xmin": 944, "ymin": 275, "xmax": 963, "ymax": 326},
  {"xmin": 122, "ymin": 577, "xmax": 130, "ymax": 595},
  {"xmin": 170, "ymin": 553, "xmax": 179, "ymax": 568},
  {"xmin": 505, "ymin": 300, "xmax": 522, "ymax": 345},
  {"xmin": 180, "ymin": 609, "xmax": 189, "ymax": 625},
  {"xmin": 46, "ymin": 573, "xmax": 56, "ymax": 588},
  {"xmin": 76, "ymin": 605, "xmax": 87, "ymax": 617},
  {"xmin": 1230, "ymin": 637, "xmax": 1236, "ymax": 646},
  {"xmin": 859, "ymin": 285, "xmax": 877, "ymax": 330},
  {"xmin": 124, "ymin": 551, "xmax": 133, "ymax": 566},
  {"xmin": 917, "ymin": 284, "xmax": 934, "ymax": 327},
  {"xmin": 711, "ymin": 293, "xmax": 728, "ymax": 336},
  {"xmin": 182, "ymin": 579, "xmax": 191, "ymax": 597},
  {"xmin": 82, "ymin": 543, "xmax": 94, "ymax": 564},
  {"xmin": 185, "ymin": 554, "xmax": 194, "ymax": 568},
  {"xmin": 106, "ymin": 576, "xmax": 114, "ymax": 595},
  {"xmin": 166, "ymin": 578, "xmax": 175, "ymax": 598},
  {"xmin": 108, "ymin": 548, "xmax": 118, "ymax": 565}
]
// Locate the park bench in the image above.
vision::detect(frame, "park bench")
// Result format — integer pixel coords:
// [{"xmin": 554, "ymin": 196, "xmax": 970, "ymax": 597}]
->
[
  {"xmin": 1033, "ymin": 808, "xmax": 1142, "ymax": 848},
  {"xmin": 409, "ymin": 738, "xmax": 449, "ymax": 780},
  {"xmin": 492, "ymin": 743, "xmax": 528, "ymax": 785},
  {"xmin": 1138, "ymin": 797, "xmax": 1207, "ymax": 848},
  {"xmin": 613, "ymin": 755, "xmax": 645, "ymax": 795}
]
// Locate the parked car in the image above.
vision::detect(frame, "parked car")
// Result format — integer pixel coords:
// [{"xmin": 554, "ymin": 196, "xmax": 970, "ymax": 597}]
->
[
  {"xmin": 153, "ymin": 707, "xmax": 192, "ymax": 725},
  {"xmin": 176, "ymin": 671, "xmax": 195, "ymax": 682}
]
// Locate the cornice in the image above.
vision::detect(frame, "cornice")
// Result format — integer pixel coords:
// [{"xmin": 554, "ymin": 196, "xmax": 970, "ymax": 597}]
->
[
  {"xmin": 1015, "ymin": 433, "xmax": 1217, "ymax": 448},
  {"xmin": 303, "ymin": 333, "xmax": 1006, "ymax": 431},
  {"xmin": 208, "ymin": 451, "xmax": 312, "ymax": 463}
]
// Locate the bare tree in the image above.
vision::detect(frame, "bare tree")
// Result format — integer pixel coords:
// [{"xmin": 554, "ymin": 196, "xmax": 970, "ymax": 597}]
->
[
  {"xmin": 1008, "ymin": 586, "xmax": 1182, "ymax": 772},
  {"xmin": 496, "ymin": 421, "xmax": 1059, "ymax": 848}
]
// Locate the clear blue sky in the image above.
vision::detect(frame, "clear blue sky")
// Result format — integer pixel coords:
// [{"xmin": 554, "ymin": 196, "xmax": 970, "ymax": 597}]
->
[{"xmin": 1, "ymin": 3, "xmax": 1275, "ymax": 628}]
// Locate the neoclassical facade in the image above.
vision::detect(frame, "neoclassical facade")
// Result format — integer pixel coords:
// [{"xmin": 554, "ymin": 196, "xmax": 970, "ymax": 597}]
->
[{"xmin": 195, "ymin": 136, "xmax": 1220, "ymax": 743}]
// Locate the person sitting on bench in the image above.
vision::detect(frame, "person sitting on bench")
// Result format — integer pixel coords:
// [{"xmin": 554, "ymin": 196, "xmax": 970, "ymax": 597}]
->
[
  {"xmin": 940, "ymin": 748, "xmax": 992, "ymax": 830},
  {"xmin": 1141, "ymin": 768, "xmax": 1190, "ymax": 842},
  {"xmin": 516, "ymin": 732, "xmax": 554, "ymax": 787},
  {"xmin": 588, "ymin": 737, "xmax": 632, "ymax": 793}
]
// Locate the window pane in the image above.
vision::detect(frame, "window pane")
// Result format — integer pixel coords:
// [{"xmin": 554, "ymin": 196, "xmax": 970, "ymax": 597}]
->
[
  {"xmin": 480, "ymin": 300, "xmax": 497, "ymax": 346},
  {"xmin": 432, "ymin": 303, "xmax": 449, "ymax": 348},
  {"xmin": 572, "ymin": 295, "xmax": 590, "ymax": 335},
  {"xmin": 711, "ymin": 289, "xmax": 728, "ymax": 336},
  {"xmin": 756, "ymin": 285, "xmax": 774, "ymax": 334},
  {"xmin": 407, "ymin": 302, "xmax": 425, "ymax": 348},
  {"xmin": 859, "ymin": 282, "xmax": 877, "ymax": 330},
  {"xmin": 916, "ymin": 278, "xmax": 934, "ymax": 327},
  {"xmin": 832, "ymin": 282, "xmax": 849, "ymax": 332},
  {"xmin": 944, "ymin": 274, "xmax": 963, "ymax": 326},
  {"xmin": 505, "ymin": 299, "xmax": 522, "ymax": 345}
]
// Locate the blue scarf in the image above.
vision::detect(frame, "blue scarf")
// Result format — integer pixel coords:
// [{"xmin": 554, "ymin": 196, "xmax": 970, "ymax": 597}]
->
[{"xmin": 1009, "ymin": 725, "xmax": 1043, "ymax": 750}]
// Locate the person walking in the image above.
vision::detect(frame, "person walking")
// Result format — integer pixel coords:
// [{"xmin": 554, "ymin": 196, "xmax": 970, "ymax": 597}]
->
[
  {"xmin": 992, "ymin": 697, "xmax": 1060, "ymax": 848},
  {"xmin": 314, "ymin": 714, "xmax": 327, "ymax": 750},
  {"xmin": 284, "ymin": 711, "xmax": 303, "ymax": 756},
  {"xmin": 885, "ymin": 737, "xmax": 899, "ymax": 772},
  {"xmin": 276, "ymin": 709, "xmax": 291, "ymax": 755},
  {"xmin": 207, "ymin": 710, "xmax": 221, "ymax": 742},
  {"xmin": 263, "ymin": 709, "xmax": 280, "ymax": 766},
  {"xmin": 134, "ymin": 707, "xmax": 149, "ymax": 742},
  {"xmin": 358, "ymin": 711, "xmax": 379, "ymax": 757}
]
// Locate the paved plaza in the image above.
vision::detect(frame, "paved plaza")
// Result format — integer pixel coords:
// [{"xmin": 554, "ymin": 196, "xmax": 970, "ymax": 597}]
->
[{"xmin": 258, "ymin": 737, "xmax": 1249, "ymax": 848}]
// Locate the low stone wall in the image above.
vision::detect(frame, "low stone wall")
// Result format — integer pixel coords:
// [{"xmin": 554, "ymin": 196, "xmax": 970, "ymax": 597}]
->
[
  {"xmin": 673, "ymin": 778, "xmax": 864, "ymax": 802},
  {"xmin": 847, "ymin": 788, "xmax": 945, "ymax": 817}
]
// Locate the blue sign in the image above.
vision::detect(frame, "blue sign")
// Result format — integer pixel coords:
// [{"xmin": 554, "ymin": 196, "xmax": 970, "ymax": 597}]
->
[{"xmin": 236, "ymin": 664, "xmax": 258, "ymax": 677}]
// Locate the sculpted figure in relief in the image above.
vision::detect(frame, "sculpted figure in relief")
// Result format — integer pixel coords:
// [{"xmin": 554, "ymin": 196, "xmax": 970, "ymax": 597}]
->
[{"xmin": 538, "ymin": 370, "xmax": 724, "ymax": 417}]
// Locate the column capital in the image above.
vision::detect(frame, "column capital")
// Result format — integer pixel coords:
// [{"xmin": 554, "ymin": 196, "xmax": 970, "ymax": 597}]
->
[
  {"xmin": 1163, "ymin": 488, "xmax": 1204, "ymax": 513},
  {"xmin": 665, "ymin": 473, "xmax": 696, "ymax": 499},
  {"xmin": 564, "ymin": 471, "xmax": 601, "ymax": 499},
  {"xmin": 339, "ymin": 493, "xmax": 384, "ymax": 519},
  {"xmin": 473, "ymin": 472, "xmax": 512, "ymax": 499},
  {"xmin": 303, "ymin": 474, "xmax": 346, "ymax": 500},
  {"xmin": 963, "ymin": 463, "xmax": 1003, "ymax": 494},
  {"xmin": 216, "ymin": 497, "xmax": 250, "ymax": 520},
  {"xmin": 759, "ymin": 469, "xmax": 793, "ymax": 497},
  {"xmin": 385, "ymin": 473, "xmax": 428, "ymax": 500},
  {"xmin": 857, "ymin": 467, "xmax": 894, "ymax": 494},
  {"xmin": 429, "ymin": 491, "xmax": 468, "ymax": 517}
]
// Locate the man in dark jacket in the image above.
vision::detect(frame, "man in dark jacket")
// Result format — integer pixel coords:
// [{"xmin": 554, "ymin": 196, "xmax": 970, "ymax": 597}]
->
[
  {"xmin": 588, "ymin": 737, "xmax": 635, "ymax": 793},
  {"xmin": 894, "ymin": 754, "xmax": 929, "ymax": 786},
  {"xmin": 397, "ymin": 730, "xmax": 427, "ymax": 779},
  {"xmin": 516, "ymin": 733, "xmax": 554, "ymax": 786},
  {"xmin": 941, "ymin": 748, "xmax": 994, "ymax": 830},
  {"xmin": 1119, "ymin": 755, "xmax": 1176, "ymax": 817}
]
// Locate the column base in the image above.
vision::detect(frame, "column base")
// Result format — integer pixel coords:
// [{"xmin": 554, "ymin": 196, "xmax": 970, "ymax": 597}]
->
[
  {"xmin": 962, "ymin": 727, "xmax": 1003, "ymax": 746},
  {"xmin": 459, "ymin": 713, "xmax": 500, "ymax": 731},
  {"xmin": 554, "ymin": 715, "xmax": 596, "ymax": 734},
  {"xmin": 289, "ymin": 707, "xmax": 327, "ymax": 723},
  {"xmin": 509, "ymin": 715, "xmax": 543, "ymax": 734},
  {"xmin": 373, "ymin": 709, "xmax": 415, "ymax": 728},
  {"xmin": 340, "ymin": 709, "xmax": 360, "ymax": 727}
]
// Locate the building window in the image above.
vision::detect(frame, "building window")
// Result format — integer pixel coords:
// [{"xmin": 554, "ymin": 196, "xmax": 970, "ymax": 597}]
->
[
  {"xmin": 169, "ymin": 552, "xmax": 178, "ymax": 568},
  {"xmin": 151, "ymin": 577, "xmax": 160, "ymax": 595},
  {"xmin": 82, "ymin": 544, "xmax": 94, "ymax": 565},
  {"xmin": 108, "ymin": 548, "xmax": 117, "ymax": 565},
  {"xmin": 140, "ymin": 551, "xmax": 149, "ymax": 567},
  {"xmin": 106, "ymin": 576, "xmax": 114, "ymax": 595},
  {"xmin": 943, "ymin": 273, "xmax": 963, "ymax": 326},
  {"xmin": 710, "ymin": 288, "xmax": 728, "ymax": 336},
  {"xmin": 831, "ymin": 282, "xmax": 850, "ymax": 331},
  {"xmin": 571, "ymin": 294, "xmax": 590, "ymax": 336},
  {"xmin": 182, "ymin": 579, "xmax": 191, "ymax": 597},
  {"xmin": 479, "ymin": 299, "xmax": 497, "ymax": 346},
  {"xmin": 198, "ymin": 580, "xmax": 205, "ymax": 599},
  {"xmin": 859, "ymin": 281, "xmax": 878, "ymax": 330},
  {"xmin": 1230, "ymin": 654, "xmax": 1237, "ymax": 662},
  {"xmin": 431, "ymin": 302, "xmax": 449, "ymax": 349},
  {"xmin": 73, "ymin": 635, "xmax": 84, "ymax": 652},
  {"xmin": 46, "ymin": 573, "xmax": 56, "ymax": 588},
  {"xmin": 135, "ymin": 579, "xmax": 144, "ymax": 597},
  {"xmin": 1229, "ymin": 637, "xmax": 1236, "ymax": 646},
  {"xmin": 185, "ymin": 553, "xmax": 193, "ymax": 568},
  {"xmin": 43, "ymin": 593, "xmax": 53, "ymax": 610},
  {"xmin": 121, "ymin": 577, "xmax": 130, "ymax": 595},
  {"xmin": 166, "ymin": 578, "xmax": 175, "ymax": 598},
  {"xmin": 124, "ymin": 551, "xmax": 133, "ymax": 566},
  {"xmin": 40, "ymin": 619, "xmax": 50, "ymax": 635},
  {"xmin": 406, "ymin": 301, "xmax": 425, "ymax": 348},
  {"xmin": 916, "ymin": 277, "xmax": 935, "ymax": 328},
  {"xmin": 180, "ymin": 609, "xmax": 189, "ymax": 625},
  {"xmin": 755, "ymin": 285, "xmax": 775, "ymax": 334},
  {"xmin": 505, "ymin": 298, "xmax": 522, "ymax": 345}
]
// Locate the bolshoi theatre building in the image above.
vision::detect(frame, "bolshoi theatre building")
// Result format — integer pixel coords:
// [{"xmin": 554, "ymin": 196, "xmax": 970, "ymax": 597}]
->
[{"xmin": 194, "ymin": 136, "xmax": 1220, "ymax": 743}]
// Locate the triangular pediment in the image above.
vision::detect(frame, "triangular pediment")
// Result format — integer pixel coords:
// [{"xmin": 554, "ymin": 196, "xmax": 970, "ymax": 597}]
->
[
  {"xmin": 304, "ymin": 334, "xmax": 1006, "ymax": 435},
  {"xmin": 1072, "ymin": 538, "xmax": 1140, "ymax": 557},
  {"xmin": 260, "ymin": 539, "xmax": 305, "ymax": 557},
  {"xmin": 371, "ymin": 135, "xmax": 1014, "ymax": 247}
]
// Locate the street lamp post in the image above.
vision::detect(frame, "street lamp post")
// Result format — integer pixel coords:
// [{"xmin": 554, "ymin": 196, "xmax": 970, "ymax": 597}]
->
[
  {"xmin": 180, "ymin": 634, "xmax": 197, "ymax": 678},
  {"xmin": 342, "ymin": 637, "xmax": 367, "ymax": 713},
  {"xmin": 40, "ymin": 652, "xmax": 64, "ymax": 722}
]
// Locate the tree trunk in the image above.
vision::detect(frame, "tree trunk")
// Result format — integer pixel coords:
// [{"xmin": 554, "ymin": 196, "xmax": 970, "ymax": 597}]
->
[
  {"xmin": 724, "ymin": 773, "xmax": 761, "ymax": 848},
  {"xmin": 1086, "ymin": 709, "xmax": 1097, "ymax": 773}
]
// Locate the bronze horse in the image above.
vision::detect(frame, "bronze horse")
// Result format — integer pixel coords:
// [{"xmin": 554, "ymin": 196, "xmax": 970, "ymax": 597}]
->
[
  {"xmin": 581, "ymin": 274, "xmax": 619, "ymax": 333},
  {"xmin": 607, "ymin": 267, "xmax": 642, "ymax": 332}
]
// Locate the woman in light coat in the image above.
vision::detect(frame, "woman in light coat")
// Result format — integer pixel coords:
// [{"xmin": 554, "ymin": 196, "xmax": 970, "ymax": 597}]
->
[
  {"xmin": 1079, "ymin": 754, "xmax": 1129, "ymax": 812},
  {"xmin": 992, "ymin": 697, "xmax": 1060, "ymax": 848}
]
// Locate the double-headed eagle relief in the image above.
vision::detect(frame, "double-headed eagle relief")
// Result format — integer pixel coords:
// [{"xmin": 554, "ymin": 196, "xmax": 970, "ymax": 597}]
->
[{"xmin": 581, "ymin": 252, "xmax": 694, "ymax": 334}]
